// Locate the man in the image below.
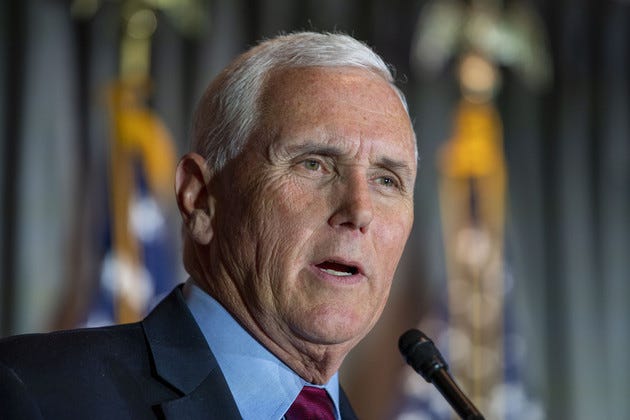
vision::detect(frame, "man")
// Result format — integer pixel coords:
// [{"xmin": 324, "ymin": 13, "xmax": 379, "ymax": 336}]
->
[{"xmin": 0, "ymin": 32, "xmax": 417, "ymax": 419}]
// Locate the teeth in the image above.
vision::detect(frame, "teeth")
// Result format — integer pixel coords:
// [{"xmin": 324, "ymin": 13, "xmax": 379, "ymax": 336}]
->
[{"xmin": 321, "ymin": 268, "xmax": 353, "ymax": 277}]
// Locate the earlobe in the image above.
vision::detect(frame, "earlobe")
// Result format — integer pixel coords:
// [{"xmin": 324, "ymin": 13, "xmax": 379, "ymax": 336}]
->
[{"xmin": 175, "ymin": 153, "xmax": 215, "ymax": 245}]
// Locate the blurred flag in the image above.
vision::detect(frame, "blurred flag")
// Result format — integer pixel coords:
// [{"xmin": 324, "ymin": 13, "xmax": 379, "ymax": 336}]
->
[
  {"xmin": 395, "ymin": 93, "xmax": 543, "ymax": 420},
  {"xmin": 86, "ymin": 82, "xmax": 178, "ymax": 326},
  {"xmin": 395, "ymin": 1, "xmax": 550, "ymax": 418},
  {"xmin": 79, "ymin": 2, "xmax": 183, "ymax": 326}
]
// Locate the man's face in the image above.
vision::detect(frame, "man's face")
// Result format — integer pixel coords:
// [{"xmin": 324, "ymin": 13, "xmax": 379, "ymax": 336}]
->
[{"xmin": 212, "ymin": 66, "xmax": 417, "ymax": 351}]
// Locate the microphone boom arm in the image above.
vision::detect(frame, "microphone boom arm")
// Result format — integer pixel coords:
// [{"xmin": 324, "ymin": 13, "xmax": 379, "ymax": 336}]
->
[{"xmin": 399, "ymin": 329, "xmax": 485, "ymax": 420}]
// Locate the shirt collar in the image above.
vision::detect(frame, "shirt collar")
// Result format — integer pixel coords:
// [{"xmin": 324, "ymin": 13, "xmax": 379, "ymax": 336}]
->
[{"xmin": 184, "ymin": 280, "xmax": 341, "ymax": 420}]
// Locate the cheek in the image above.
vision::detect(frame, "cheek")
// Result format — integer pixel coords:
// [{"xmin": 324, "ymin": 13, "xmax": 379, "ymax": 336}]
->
[
  {"xmin": 246, "ymin": 177, "xmax": 321, "ymax": 277},
  {"xmin": 374, "ymin": 209, "xmax": 413, "ymax": 270},
  {"xmin": 254, "ymin": 174, "xmax": 326, "ymax": 234}
]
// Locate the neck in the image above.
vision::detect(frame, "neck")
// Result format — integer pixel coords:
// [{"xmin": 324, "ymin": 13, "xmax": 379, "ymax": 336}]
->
[
  {"xmin": 191, "ymin": 265, "xmax": 351, "ymax": 384},
  {"xmin": 235, "ymin": 309, "xmax": 348, "ymax": 384}
]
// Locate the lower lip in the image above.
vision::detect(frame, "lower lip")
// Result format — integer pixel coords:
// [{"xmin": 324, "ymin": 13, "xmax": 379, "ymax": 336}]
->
[{"xmin": 309, "ymin": 265, "xmax": 365, "ymax": 286}]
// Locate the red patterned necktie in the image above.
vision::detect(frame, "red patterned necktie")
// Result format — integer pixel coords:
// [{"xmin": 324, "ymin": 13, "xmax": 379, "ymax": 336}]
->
[{"xmin": 285, "ymin": 386, "xmax": 336, "ymax": 420}]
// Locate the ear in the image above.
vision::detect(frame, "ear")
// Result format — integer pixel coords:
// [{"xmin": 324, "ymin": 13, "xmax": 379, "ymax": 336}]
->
[{"xmin": 175, "ymin": 152, "xmax": 215, "ymax": 245}]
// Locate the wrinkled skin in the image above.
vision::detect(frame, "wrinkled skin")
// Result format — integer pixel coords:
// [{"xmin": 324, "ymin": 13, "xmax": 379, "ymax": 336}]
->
[{"xmin": 176, "ymin": 66, "xmax": 417, "ymax": 383}]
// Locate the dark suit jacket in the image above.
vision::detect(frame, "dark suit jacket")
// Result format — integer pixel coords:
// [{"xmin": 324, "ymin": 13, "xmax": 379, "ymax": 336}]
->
[{"xmin": 0, "ymin": 286, "xmax": 358, "ymax": 419}]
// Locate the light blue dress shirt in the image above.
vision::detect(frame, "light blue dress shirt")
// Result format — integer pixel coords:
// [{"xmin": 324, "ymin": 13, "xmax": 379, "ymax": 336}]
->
[{"xmin": 184, "ymin": 281, "xmax": 341, "ymax": 420}]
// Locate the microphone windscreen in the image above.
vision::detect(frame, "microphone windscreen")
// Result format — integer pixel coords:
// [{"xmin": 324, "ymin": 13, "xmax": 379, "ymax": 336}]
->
[
  {"xmin": 398, "ymin": 328, "xmax": 447, "ymax": 382},
  {"xmin": 398, "ymin": 328, "xmax": 425, "ymax": 355}
]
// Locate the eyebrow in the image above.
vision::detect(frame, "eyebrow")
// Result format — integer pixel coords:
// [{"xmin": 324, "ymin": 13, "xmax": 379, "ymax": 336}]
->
[
  {"xmin": 284, "ymin": 143, "xmax": 344, "ymax": 158},
  {"xmin": 375, "ymin": 157, "xmax": 415, "ymax": 181}
]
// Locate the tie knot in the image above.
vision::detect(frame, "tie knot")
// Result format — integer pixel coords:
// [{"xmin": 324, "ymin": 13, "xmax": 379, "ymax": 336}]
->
[{"xmin": 285, "ymin": 386, "xmax": 335, "ymax": 420}]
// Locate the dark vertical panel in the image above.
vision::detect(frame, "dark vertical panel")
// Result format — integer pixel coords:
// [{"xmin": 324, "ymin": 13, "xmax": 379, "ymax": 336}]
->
[
  {"xmin": 244, "ymin": 0, "xmax": 263, "ymax": 40},
  {"xmin": 556, "ymin": 0, "xmax": 604, "ymax": 418},
  {"xmin": 79, "ymin": 1, "xmax": 120, "ymax": 325},
  {"xmin": 599, "ymin": 4, "xmax": 630, "ymax": 418},
  {"xmin": 1, "ymin": 0, "xmax": 25, "ymax": 337},
  {"xmin": 588, "ymin": 0, "xmax": 607, "ymax": 313},
  {"xmin": 50, "ymin": 15, "xmax": 92, "ymax": 330},
  {"xmin": 152, "ymin": 12, "xmax": 187, "ymax": 147},
  {"xmin": 74, "ymin": 17, "xmax": 90, "ymax": 166},
  {"xmin": 193, "ymin": 0, "xmax": 250, "ymax": 95},
  {"xmin": 256, "ymin": 0, "xmax": 299, "ymax": 36},
  {"xmin": 539, "ymin": 0, "xmax": 566, "ymax": 417},
  {"xmin": 499, "ymin": 67, "xmax": 548, "ymax": 401},
  {"xmin": 370, "ymin": 0, "xmax": 421, "ymax": 81}
]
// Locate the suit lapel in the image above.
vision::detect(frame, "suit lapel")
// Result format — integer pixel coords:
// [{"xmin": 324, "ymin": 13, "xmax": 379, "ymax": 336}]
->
[
  {"xmin": 159, "ymin": 367, "xmax": 241, "ymax": 419},
  {"xmin": 142, "ymin": 286, "xmax": 241, "ymax": 419},
  {"xmin": 143, "ymin": 286, "xmax": 358, "ymax": 420}
]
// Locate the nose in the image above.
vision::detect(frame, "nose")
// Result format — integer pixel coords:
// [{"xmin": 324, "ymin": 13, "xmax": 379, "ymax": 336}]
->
[{"xmin": 328, "ymin": 173, "xmax": 374, "ymax": 233}]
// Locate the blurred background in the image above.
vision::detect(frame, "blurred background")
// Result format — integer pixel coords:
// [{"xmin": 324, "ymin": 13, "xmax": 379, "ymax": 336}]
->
[{"xmin": 1, "ymin": 0, "xmax": 629, "ymax": 419}]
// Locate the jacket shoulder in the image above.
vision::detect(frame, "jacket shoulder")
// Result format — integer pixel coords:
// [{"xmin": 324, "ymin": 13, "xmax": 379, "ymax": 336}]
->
[
  {"xmin": 0, "ymin": 322, "xmax": 144, "ymax": 370},
  {"xmin": 0, "ymin": 286, "xmax": 193, "ymax": 419},
  {"xmin": 0, "ymin": 323, "xmax": 160, "ymax": 419}
]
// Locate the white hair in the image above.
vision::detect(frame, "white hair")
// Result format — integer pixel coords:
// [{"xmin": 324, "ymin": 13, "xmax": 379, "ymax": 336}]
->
[{"xmin": 192, "ymin": 31, "xmax": 413, "ymax": 170}]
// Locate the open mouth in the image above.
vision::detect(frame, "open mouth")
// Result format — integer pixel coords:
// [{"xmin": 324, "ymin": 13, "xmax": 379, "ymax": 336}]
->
[{"xmin": 315, "ymin": 261, "xmax": 359, "ymax": 277}]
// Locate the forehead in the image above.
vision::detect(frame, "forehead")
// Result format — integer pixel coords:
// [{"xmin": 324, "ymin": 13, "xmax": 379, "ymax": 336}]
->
[{"xmin": 257, "ymin": 66, "xmax": 417, "ymax": 162}]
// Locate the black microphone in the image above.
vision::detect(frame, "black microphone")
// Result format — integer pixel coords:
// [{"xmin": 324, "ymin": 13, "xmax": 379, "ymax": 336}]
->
[{"xmin": 398, "ymin": 329, "xmax": 485, "ymax": 420}]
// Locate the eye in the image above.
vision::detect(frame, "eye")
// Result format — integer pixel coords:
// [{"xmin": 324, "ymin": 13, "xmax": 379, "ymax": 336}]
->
[
  {"xmin": 376, "ymin": 175, "xmax": 399, "ymax": 188},
  {"xmin": 302, "ymin": 159, "xmax": 321, "ymax": 171},
  {"xmin": 293, "ymin": 156, "xmax": 333, "ymax": 178}
]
